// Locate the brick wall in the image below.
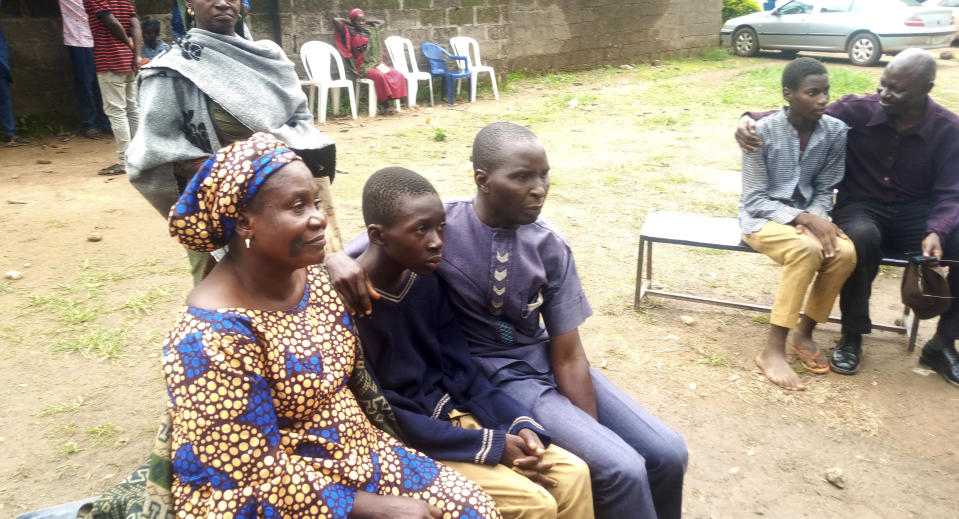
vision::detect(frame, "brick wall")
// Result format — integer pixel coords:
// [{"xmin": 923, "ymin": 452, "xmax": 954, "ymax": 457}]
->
[
  {"xmin": 1, "ymin": 0, "xmax": 721, "ymax": 119},
  {"xmin": 277, "ymin": 0, "xmax": 721, "ymax": 77}
]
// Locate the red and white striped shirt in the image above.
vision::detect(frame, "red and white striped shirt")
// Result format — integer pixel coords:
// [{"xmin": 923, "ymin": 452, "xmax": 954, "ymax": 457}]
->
[{"xmin": 83, "ymin": 0, "xmax": 137, "ymax": 73}]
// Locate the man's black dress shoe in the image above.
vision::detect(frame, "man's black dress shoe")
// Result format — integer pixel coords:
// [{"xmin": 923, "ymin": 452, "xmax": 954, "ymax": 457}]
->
[
  {"xmin": 830, "ymin": 333, "xmax": 862, "ymax": 375},
  {"xmin": 920, "ymin": 337, "xmax": 959, "ymax": 388}
]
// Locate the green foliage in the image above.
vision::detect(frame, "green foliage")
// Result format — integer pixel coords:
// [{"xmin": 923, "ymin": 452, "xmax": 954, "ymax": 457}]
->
[
  {"xmin": 700, "ymin": 47, "xmax": 732, "ymax": 62},
  {"xmin": 723, "ymin": 0, "xmax": 761, "ymax": 22},
  {"xmin": 14, "ymin": 114, "xmax": 61, "ymax": 139},
  {"xmin": 432, "ymin": 127, "xmax": 447, "ymax": 142},
  {"xmin": 719, "ymin": 65, "xmax": 876, "ymax": 107}
]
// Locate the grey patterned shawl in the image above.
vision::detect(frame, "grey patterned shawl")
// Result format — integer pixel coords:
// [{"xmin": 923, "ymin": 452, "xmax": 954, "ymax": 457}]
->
[{"xmin": 126, "ymin": 29, "xmax": 335, "ymax": 216}]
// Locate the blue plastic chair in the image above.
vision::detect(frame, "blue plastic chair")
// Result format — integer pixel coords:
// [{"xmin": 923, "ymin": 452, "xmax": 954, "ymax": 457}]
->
[{"xmin": 420, "ymin": 42, "xmax": 470, "ymax": 106}]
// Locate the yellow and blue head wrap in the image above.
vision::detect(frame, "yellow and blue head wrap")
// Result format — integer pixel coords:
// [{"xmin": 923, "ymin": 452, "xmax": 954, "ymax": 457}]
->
[{"xmin": 168, "ymin": 133, "xmax": 300, "ymax": 252}]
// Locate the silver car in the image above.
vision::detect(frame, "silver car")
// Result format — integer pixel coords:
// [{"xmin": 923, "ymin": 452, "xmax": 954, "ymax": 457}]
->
[
  {"xmin": 720, "ymin": 0, "xmax": 956, "ymax": 65},
  {"xmin": 922, "ymin": 0, "xmax": 959, "ymax": 40}
]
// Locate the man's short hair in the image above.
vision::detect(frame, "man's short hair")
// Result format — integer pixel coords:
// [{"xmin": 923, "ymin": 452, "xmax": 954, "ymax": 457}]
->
[
  {"xmin": 362, "ymin": 167, "xmax": 437, "ymax": 226},
  {"xmin": 782, "ymin": 57, "xmax": 827, "ymax": 90},
  {"xmin": 472, "ymin": 122, "xmax": 540, "ymax": 172},
  {"xmin": 143, "ymin": 20, "xmax": 161, "ymax": 33}
]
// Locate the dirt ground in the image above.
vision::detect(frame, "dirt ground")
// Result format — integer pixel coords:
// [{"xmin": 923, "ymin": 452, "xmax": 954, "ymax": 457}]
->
[{"xmin": 2, "ymin": 49, "xmax": 959, "ymax": 518}]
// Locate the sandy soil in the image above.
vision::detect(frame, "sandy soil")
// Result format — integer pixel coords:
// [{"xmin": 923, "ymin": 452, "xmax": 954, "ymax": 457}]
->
[{"xmin": 2, "ymin": 50, "xmax": 959, "ymax": 518}]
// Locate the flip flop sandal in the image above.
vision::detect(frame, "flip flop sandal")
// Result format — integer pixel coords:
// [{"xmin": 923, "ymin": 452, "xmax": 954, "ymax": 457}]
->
[
  {"xmin": 97, "ymin": 164, "xmax": 126, "ymax": 176},
  {"xmin": 791, "ymin": 343, "xmax": 830, "ymax": 374}
]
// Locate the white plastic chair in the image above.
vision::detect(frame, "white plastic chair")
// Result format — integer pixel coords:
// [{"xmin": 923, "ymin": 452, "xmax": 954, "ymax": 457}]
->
[
  {"xmin": 356, "ymin": 77, "xmax": 402, "ymax": 118},
  {"xmin": 300, "ymin": 41, "xmax": 357, "ymax": 123},
  {"xmin": 385, "ymin": 35, "xmax": 434, "ymax": 108},
  {"xmin": 449, "ymin": 36, "xmax": 499, "ymax": 103}
]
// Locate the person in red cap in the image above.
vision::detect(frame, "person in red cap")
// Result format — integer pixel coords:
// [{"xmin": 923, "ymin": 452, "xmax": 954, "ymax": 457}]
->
[{"xmin": 333, "ymin": 8, "xmax": 407, "ymax": 114}]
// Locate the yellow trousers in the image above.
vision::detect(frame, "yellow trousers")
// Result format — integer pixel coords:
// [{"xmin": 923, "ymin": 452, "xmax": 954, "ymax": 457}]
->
[
  {"xmin": 440, "ymin": 411, "xmax": 594, "ymax": 519},
  {"xmin": 742, "ymin": 221, "xmax": 856, "ymax": 328}
]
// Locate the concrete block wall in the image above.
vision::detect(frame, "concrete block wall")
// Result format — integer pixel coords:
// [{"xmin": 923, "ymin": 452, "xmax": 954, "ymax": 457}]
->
[
  {"xmin": 1, "ymin": 0, "xmax": 78, "ymax": 122},
  {"xmin": 1, "ymin": 0, "xmax": 721, "ymax": 118}
]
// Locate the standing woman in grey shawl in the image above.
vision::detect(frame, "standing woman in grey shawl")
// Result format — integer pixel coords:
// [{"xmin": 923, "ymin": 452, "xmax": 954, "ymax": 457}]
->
[{"xmin": 126, "ymin": 0, "xmax": 342, "ymax": 284}]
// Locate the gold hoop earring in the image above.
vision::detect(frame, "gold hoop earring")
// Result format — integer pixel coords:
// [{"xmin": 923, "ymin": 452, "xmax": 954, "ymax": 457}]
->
[
  {"xmin": 245, "ymin": 237, "xmax": 252, "ymax": 249},
  {"xmin": 187, "ymin": 7, "xmax": 195, "ymax": 16}
]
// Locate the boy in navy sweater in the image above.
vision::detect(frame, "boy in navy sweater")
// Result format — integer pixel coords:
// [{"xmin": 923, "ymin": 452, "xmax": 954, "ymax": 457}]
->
[{"xmin": 353, "ymin": 167, "xmax": 593, "ymax": 519}]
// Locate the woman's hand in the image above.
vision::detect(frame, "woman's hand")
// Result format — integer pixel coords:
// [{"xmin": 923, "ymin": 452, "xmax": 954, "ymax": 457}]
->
[{"xmin": 349, "ymin": 492, "xmax": 441, "ymax": 519}]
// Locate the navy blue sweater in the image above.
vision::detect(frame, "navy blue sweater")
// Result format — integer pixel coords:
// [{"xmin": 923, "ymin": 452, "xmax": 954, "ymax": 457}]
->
[{"xmin": 354, "ymin": 272, "xmax": 548, "ymax": 465}]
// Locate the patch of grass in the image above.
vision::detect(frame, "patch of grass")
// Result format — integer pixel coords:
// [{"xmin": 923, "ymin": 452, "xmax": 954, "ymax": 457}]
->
[
  {"xmin": 67, "ymin": 268, "xmax": 133, "ymax": 296},
  {"xmin": 536, "ymin": 72, "xmax": 576, "ymax": 85},
  {"xmin": 752, "ymin": 314, "xmax": 771, "ymax": 324},
  {"xmin": 432, "ymin": 127, "xmax": 447, "ymax": 142},
  {"xmin": 598, "ymin": 302, "xmax": 640, "ymax": 316},
  {"xmin": 689, "ymin": 198, "xmax": 738, "ymax": 217},
  {"xmin": 87, "ymin": 422, "xmax": 117, "ymax": 444},
  {"xmin": 548, "ymin": 93, "xmax": 599, "ymax": 109},
  {"xmin": 829, "ymin": 67, "xmax": 878, "ymax": 96},
  {"xmin": 53, "ymin": 326, "xmax": 126, "ymax": 358},
  {"xmin": 642, "ymin": 298, "xmax": 663, "ymax": 309},
  {"xmin": 58, "ymin": 440, "xmax": 80, "ymax": 455},
  {"xmin": 700, "ymin": 47, "xmax": 732, "ymax": 61},
  {"xmin": 1, "ymin": 280, "xmax": 16, "ymax": 294},
  {"xmin": 15, "ymin": 113, "xmax": 62, "ymax": 139},
  {"xmin": 719, "ymin": 65, "xmax": 876, "ymax": 108},
  {"xmin": 601, "ymin": 174, "xmax": 626, "ymax": 187},
  {"xmin": 640, "ymin": 112, "xmax": 695, "ymax": 127},
  {"xmin": 121, "ymin": 286, "xmax": 171, "ymax": 315},
  {"xmin": 41, "ymin": 394, "xmax": 88, "ymax": 416},
  {"xmin": 502, "ymin": 112, "xmax": 553, "ymax": 124},
  {"xmin": 29, "ymin": 294, "xmax": 100, "ymax": 325},
  {"xmin": 697, "ymin": 349, "xmax": 730, "ymax": 367}
]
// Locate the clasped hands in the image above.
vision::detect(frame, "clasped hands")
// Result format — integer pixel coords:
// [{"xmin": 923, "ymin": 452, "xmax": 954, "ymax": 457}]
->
[{"xmin": 501, "ymin": 428, "xmax": 557, "ymax": 488}]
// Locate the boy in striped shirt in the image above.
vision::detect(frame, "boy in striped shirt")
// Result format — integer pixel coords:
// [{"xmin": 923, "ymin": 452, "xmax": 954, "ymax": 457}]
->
[
  {"xmin": 84, "ymin": 0, "xmax": 141, "ymax": 175},
  {"xmin": 739, "ymin": 57, "xmax": 855, "ymax": 390}
]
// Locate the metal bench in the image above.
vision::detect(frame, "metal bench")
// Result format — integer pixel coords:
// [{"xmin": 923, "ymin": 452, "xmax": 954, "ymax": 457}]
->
[{"xmin": 633, "ymin": 211, "xmax": 920, "ymax": 351}]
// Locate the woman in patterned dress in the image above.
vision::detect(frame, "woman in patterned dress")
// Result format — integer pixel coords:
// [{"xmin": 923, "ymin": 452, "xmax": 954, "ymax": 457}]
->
[{"xmin": 163, "ymin": 132, "xmax": 500, "ymax": 518}]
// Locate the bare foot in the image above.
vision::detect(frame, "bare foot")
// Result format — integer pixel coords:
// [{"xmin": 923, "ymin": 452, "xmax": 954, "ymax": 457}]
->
[
  {"xmin": 755, "ymin": 350, "xmax": 805, "ymax": 390},
  {"xmin": 790, "ymin": 333, "xmax": 829, "ymax": 372}
]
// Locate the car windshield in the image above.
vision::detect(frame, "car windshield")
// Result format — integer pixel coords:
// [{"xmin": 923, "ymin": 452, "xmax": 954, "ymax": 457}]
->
[{"xmin": 778, "ymin": 1, "xmax": 815, "ymax": 14}]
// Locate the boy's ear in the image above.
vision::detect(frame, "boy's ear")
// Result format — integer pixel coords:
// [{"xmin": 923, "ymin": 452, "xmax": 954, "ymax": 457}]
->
[
  {"xmin": 367, "ymin": 224, "xmax": 387, "ymax": 247},
  {"xmin": 782, "ymin": 86, "xmax": 793, "ymax": 104},
  {"xmin": 474, "ymin": 168, "xmax": 490, "ymax": 194}
]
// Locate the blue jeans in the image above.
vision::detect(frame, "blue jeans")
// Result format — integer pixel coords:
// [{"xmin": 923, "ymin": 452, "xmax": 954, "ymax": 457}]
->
[
  {"xmin": 490, "ymin": 366, "xmax": 688, "ymax": 519},
  {"xmin": 1, "ymin": 72, "xmax": 12, "ymax": 137},
  {"xmin": 66, "ymin": 46, "xmax": 108, "ymax": 131}
]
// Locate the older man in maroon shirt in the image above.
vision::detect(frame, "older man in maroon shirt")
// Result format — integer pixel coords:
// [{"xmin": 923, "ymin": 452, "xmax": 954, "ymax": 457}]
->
[{"xmin": 738, "ymin": 49, "xmax": 959, "ymax": 388}]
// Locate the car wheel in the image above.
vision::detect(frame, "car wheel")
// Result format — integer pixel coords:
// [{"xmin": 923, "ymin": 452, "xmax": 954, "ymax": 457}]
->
[
  {"xmin": 732, "ymin": 28, "xmax": 759, "ymax": 57},
  {"xmin": 848, "ymin": 33, "xmax": 881, "ymax": 66}
]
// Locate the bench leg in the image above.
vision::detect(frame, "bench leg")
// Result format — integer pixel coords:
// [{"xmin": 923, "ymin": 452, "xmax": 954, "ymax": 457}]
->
[{"xmin": 634, "ymin": 238, "xmax": 652, "ymax": 308}]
